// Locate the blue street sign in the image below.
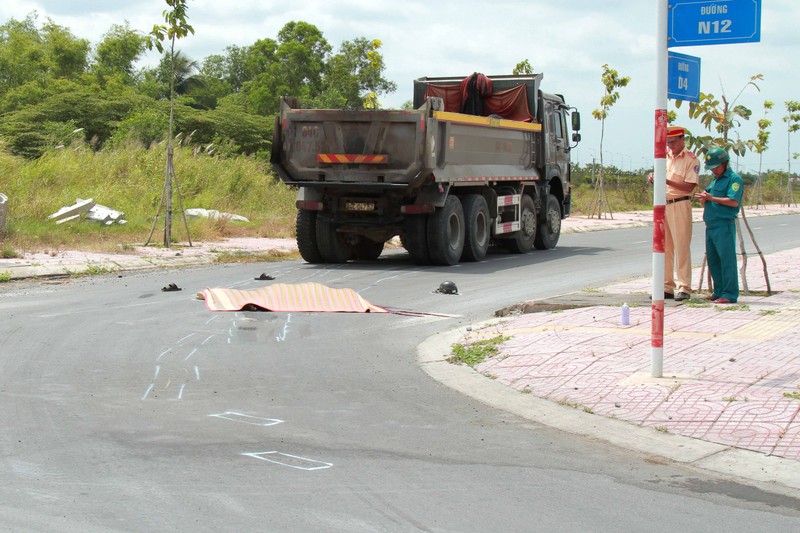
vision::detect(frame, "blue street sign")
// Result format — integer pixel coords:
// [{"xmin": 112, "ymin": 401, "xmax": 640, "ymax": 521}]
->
[
  {"xmin": 668, "ymin": 52, "xmax": 701, "ymax": 102},
  {"xmin": 669, "ymin": 0, "xmax": 761, "ymax": 47}
]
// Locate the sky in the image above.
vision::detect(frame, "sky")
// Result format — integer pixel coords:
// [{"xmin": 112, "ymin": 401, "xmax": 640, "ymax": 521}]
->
[{"xmin": 1, "ymin": 0, "xmax": 797, "ymax": 175}]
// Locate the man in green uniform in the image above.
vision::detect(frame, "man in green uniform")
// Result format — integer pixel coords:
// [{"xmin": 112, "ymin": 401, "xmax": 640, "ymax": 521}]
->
[{"xmin": 694, "ymin": 147, "xmax": 744, "ymax": 304}]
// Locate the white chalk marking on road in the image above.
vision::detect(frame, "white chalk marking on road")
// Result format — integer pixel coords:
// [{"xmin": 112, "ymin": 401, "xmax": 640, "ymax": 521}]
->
[
  {"xmin": 141, "ymin": 383, "xmax": 154, "ymax": 401},
  {"xmin": 178, "ymin": 384, "xmax": 186, "ymax": 400},
  {"xmin": 177, "ymin": 333, "xmax": 195, "ymax": 344},
  {"xmin": 241, "ymin": 451, "xmax": 332, "ymax": 470},
  {"xmin": 204, "ymin": 315, "xmax": 219, "ymax": 325},
  {"xmin": 194, "ymin": 366, "xmax": 200, "ymax": 381},
  {"xmin": 157, "ymin": 348, "xmax": 171, "ymax": 361},
  {"xmin": 153, "ymin": 365, "xmax": 160, "ymax": 379},
  {"xmin": 201, "ymin": 335, "xmax": 215, "ymax": 345},
  {"xmin": 209, "ymin": 411, "xmax": 284, "ymax": 426},
  {"xmin": 184, "ymin": 348, "xmax": 197, "ymax": 361},
  {"xmin": 276, "ymin": 314, "xmax": 292, "ymax": 342}
]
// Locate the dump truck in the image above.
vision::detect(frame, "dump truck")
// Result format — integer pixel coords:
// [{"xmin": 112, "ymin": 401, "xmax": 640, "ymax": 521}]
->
[{"xmin": 271, "ymin": 72, "xmax": 581, "ymax": 265}]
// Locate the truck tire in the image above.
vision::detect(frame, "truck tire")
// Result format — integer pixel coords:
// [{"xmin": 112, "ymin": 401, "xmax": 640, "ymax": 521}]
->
[
  {"xmin": 352, "ymin": 238, "xmax": 384, "ymax": 261},
  {"xmin": 296, "ymin": 209, "xmax": 324, "ymax": 264},
  {"xmin": 505, "ymin": 194, "xmax": 536, "ymax": 254},
  {"xmin": 403, "ymin": 214, "xmax": 432, "ymax": 265},
  {"xmin": 534, "ymin": 194, "xmax": 561, "ymax": 250},
  {"xmin": 461, "ymin": 194, "xmax": 490, "ymax": 262},
  {"xmin": 316, "ymin": 216, "xmax": 352, "ymax": 263},
  {"xmin": 427, "ymin": 195, "xmax": 465, "ymax": 266}
]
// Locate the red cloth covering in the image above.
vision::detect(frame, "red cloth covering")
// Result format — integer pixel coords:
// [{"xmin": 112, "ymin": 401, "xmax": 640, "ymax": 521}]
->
[
  {"xmin": 198, "ymin": 283, "xmax": 388, "ymax": 313},
  {"xmin": 484, "ymin": 84, "xmax": 534, "ymax": 122},
  {"xmin": 423, "ymin": 74, "xmax": 534, "ymax": 122}
]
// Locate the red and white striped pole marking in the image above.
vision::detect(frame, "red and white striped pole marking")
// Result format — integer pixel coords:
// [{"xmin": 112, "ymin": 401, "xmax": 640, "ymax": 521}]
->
[{"xmin": 652, "ymin": 0, "xmax": 669, "ymax": 377}]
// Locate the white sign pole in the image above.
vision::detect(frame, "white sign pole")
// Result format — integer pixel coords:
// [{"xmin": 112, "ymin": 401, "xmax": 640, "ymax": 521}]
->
[{"xmin": 652, "ymin": 0, "xmax": 669, "ymax": 377}]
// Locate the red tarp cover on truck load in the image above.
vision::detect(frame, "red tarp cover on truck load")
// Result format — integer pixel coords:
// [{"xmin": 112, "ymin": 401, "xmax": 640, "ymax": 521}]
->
[{"xmin": 423, "ymin": 73, "xmax": 534, "ymax": 122}]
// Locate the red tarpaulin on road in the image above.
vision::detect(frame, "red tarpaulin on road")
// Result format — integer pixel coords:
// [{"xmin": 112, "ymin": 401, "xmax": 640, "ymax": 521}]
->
[{"xmin": 197, "ymin": 283, "xmax": 388, "ymax": 313}]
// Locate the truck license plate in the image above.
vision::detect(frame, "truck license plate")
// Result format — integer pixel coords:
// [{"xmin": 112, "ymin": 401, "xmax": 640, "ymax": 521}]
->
[{"xmin": 345, "ymin": 201, "xmax": 375, "ymax": 212}]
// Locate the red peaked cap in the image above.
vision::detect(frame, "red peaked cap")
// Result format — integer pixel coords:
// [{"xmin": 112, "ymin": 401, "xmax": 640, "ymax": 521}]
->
[{"xmin": 666, "ymin": 126, "xmax": 686, "ymax": 139}]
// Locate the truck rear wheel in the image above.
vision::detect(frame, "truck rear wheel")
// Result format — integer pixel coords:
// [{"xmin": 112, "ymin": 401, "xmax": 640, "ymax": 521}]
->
[
  {"xmin": 296, "ymin": 209, "xmax": 324, "ymax": 264},
  {"xmin": 534, "ymin": 194, "xmax": 561, "ymax": 250},
  {"xmin": 461, "ymin": 194, "xmax": 490, "ymax": 262},
  {"xmin": 352, "ymin": 238, "xmax": 384, "ymax": 261},
  {"xmin": 403, "ymin": 214, "xmax": 432, "ymax": 265},
  {"xmin": 427, "ymin": 195, "xmax": 465, "ymax": 266},
  {"xmin": 316, "ymin": 216, "xmax": 352, "ymax": 263},
  {"xmin": 505, "ymin": 194, "xmax": 536, "ymax": 253}
]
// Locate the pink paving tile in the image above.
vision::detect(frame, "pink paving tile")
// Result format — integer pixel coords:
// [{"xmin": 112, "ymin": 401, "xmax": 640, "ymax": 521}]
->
[
  {"xmin": 703, "ymin": 420, "xmax": 788, "ymax": 451},
  {"xmin": 558, "ymin": 371, "xmax": 631, "ymax": 394},
  {"xmin": 749, "ymin": 365, "xmax": 800, "ymax": 388},
  {"xmin": 771, "ymin": 422, "xmax": 800, "ymax": 460},
  {"xmin": 592, "ymin": 386, "xmax": 672, "ymax": 423},
  {"xmin": 646, "ymin": 395, "xmax": 728, "ymax": 423},
  {"xmin": 516, "ymin": 357, "xmax": 596, "ymax": 379},
  {"xmin": 738, "ymin": 384, "xmax": 800, "ymax": 401},
  {"xmin": 714, "ymin": 398, "xmax": 800, "ymax": 424}
]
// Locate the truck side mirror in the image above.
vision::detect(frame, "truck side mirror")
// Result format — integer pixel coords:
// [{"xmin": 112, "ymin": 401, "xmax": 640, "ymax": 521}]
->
[
  {"xmin": 571, "ymin": 111, "xmax": 581, "ymax": 132},
  {"xmin": 572, "ymin": 133, "xmax": 582, "ymax": 143}
]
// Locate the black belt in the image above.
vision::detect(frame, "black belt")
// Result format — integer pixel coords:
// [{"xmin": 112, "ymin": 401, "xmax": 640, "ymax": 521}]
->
[{"xmin": 666, "ymin": 196, "xmax": 691, "ymax": 204}]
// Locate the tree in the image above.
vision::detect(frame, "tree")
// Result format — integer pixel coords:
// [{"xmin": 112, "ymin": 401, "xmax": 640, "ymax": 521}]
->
[
  {"xmin": 782, "ymin": 100, "xmax": 800, "ymax": 207},
  {"xmin": 144, "ymin": 0, "xmax": 195, "ymax": 248},
  {"xmin": 93, "ymin": 22, "xmax": 147, "ymax": 84},
  {"xmin": 0, "ymin": 14, "xmax": 90, "ymax": 95},
  {"xmin": 678, "ymin": 74, "xmax": 762, "ymax": 157},
  {"xmin": 750, "ymin": 101, "xmax": 773, "ymax": 208},
  {"xmin": 512, "ymin": 59, "xmax": 534, "ymax": 75},
  {"xmin": 317, "ymin": 38, "xmax": 396, "ymax": 109},
  {"xmin": 240, "ymin": 22, "xmax": 332, "ymax": 116},
  {"xmin": 588, "ymin": 64, "xmax": 630, "ymax": 219}
]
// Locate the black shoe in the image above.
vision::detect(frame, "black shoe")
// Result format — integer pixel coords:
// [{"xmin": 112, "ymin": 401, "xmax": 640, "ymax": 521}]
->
[
  {"xmin": 649, "ymin": 292, "xmax": 675, "ymax": 300},
  {"xmin": 674, "ymin": 291, "xmax": 691, "ymax": 301}
]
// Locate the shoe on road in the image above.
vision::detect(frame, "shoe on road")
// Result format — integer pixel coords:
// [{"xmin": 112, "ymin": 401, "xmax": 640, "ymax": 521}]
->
[
  {"xmin": 714, "ymin": 297, "xmax": 734, "ymax": 304},
  {"xmin": 674, "ymin": 292, "xmax": 691, "ymax": 301}
]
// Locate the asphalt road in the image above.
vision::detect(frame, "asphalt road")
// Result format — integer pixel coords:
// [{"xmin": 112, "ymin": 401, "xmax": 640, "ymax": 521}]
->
[{"xmin": 2, "ymin": 215, "xmax": 800, "ymax": 531}]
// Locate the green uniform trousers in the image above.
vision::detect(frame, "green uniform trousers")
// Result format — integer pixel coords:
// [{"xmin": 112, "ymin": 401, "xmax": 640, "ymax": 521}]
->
[{"xmin": 705, "ymin": 220, "xmax": 738, "ymax": 302}]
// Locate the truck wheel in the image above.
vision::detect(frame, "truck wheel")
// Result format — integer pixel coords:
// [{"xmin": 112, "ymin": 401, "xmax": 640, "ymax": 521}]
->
[
  {"xmin": 427, "ymin": 195, "xmax": 465, "ymax": 266},
  {"xmin": 316, "ymin": 216, "xmax": 352, "ymax": 263},
  {"xmin": 402, "ymin": 215, "xmax": 431, "ymax": 265},
  {"xmin": 461, "ymin": 194, "xmax": 490, "ymax": 262},
  {"xmin": 506, "ymin": 194, "xmax": 536, "ymax": 253},
  {"xmin": 296, "ymin": 209, "xmax": 324, "ymax": 264},
  {"xmin": 534, "ymin": 194, "xmax": 561, "ymax": 250},
  {"xmin": 352, "ymin": 238, "xmax": 384, "ymax": 260}
]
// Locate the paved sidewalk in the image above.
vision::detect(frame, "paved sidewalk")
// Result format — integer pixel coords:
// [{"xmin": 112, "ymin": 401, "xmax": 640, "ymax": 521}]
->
[{"xmin": 470, "ymin": 247, "xmax": 800, "ymax": 461}]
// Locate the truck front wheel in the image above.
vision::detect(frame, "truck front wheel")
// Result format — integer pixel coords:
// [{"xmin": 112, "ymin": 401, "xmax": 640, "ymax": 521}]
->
[
  {"xmin": 296, "ymin": 209, "xmax": 324, "ymax": 264},
  {"xmin": 534, "ymin": 194, "xmax": 561, "ymax": 250},
  {"xmin": 427, "ymin": 195, "xmax": 465, "ymax": 266},
  {"xmin": 506, "ymin": 194, "xmax": 536, "ymax": 254},
  {"xmin": 461, "ymin": 194, "xmax": 490, "ymax": 262},
  {"xmin": 316, "ymin": 216, "xmax": 352, "ymax": 263}
]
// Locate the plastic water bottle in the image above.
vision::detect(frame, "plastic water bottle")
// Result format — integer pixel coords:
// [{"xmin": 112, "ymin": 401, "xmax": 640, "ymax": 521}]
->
[{"xmin": 621, "ymin": 303, "xmax": 630, "ymax": 326}]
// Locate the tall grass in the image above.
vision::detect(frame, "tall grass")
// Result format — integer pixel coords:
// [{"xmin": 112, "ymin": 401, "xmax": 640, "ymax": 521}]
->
[{"xmin": 0, "ymin": 144, "xmax": 297, "ymax": 252}]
